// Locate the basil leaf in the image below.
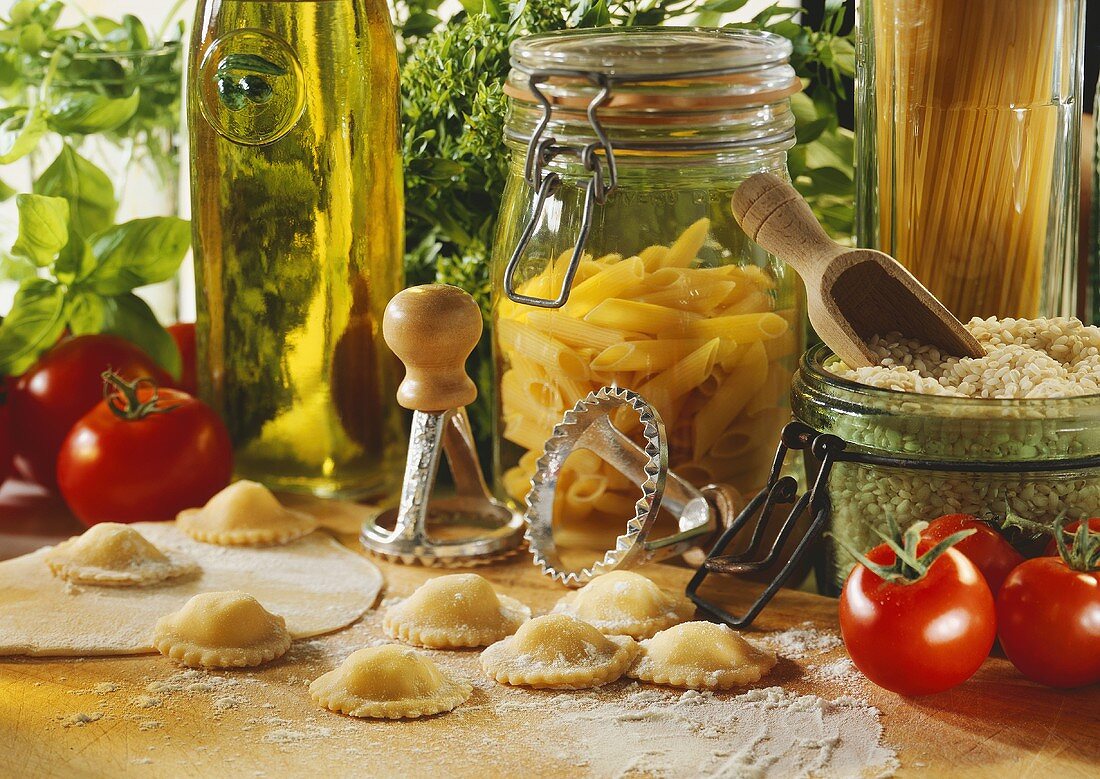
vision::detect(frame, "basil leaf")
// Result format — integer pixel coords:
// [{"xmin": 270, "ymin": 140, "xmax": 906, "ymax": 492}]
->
[
  {"xmin": 11, "ymin": 193, "xmax": 69, "ymax": 266},
  {"xmin": 99, "ymin": 292, "xmax": 181, "ymax": 378},
  {"xmin": 0, "ymin": 107, "xmax": 46, "ymax": 164},
  {"xmin": 67, "ymin": 289, "xmax": 108, "ymax": 335},
  {"xmin": 85, "ymin": 216, "xmax": 190, "ymax": 294},
  {"xmin": 55, "ymin": 233, "xmax": 96, "ymax": 283},
  {"xmin": 34, "ymin": 144, "xmax": 118, "ymax": 238},
  {"xmin": 0, "ymin": 176, "xmax": 15, "ymax": 202},
  {"xmin": 0, "ymin": 252, "xmax": 38, "ymax": 282},
  {"xmin": 48, "ymin": 90, "xmax": 141, "ymax": 135},
  {"xmin": 0, "ymin": 278, "xmax": 67, "ymax": 375},
  {"xmin": 122, "ymin": 14, "xmax": 149, "ymax": 52}
]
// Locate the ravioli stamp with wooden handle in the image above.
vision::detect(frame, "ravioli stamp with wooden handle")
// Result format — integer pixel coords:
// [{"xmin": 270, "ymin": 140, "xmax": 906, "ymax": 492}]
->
[
  {"xmin": 360, "ymin": 284, "xmax": 525, "ymax": 566},
  {"xmin": 731, "ymin": 173, "xmax": 984, "ymax": 367}
]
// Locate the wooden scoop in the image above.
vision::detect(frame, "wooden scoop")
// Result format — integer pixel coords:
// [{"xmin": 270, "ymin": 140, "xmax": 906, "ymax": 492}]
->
[{"xmin": 731, "ymin": 173, "xmax": 984, "ymax": 367}]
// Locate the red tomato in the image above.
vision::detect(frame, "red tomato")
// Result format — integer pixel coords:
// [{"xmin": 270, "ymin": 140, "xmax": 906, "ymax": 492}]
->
[
  {"xmin": 0, "ymin": 397, "xmax": 12, "ymax": 488},
  {"xmin": 997, "ymin": 557, "xmax": 1100, "ymax": 688},
  {"xmin": 57, "ymin": 375, "xmax": 232, "ymax": 525},
  {"xmin": 167, "ymin": 322, "xmax": 199, "ymax": 397},
  {"xmin": 1043, "ymin": 518, "xmax": 1100, "ymax": 556},
  {"xmin": 839, "ymin": 544, "xmax": 996, "ymax": 696},
  {"xmin": 921, "ymin": 514, "xmax": 1024, "ymax": 595},
  {"xmin": 9, "ymin": 335, "xmax": 170, "ymax": 489}
]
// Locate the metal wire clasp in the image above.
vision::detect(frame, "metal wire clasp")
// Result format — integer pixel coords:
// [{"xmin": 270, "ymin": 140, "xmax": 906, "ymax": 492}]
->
[{"xmin": 503, "ymin": 70, "xmax": 617, "ymax": 309}]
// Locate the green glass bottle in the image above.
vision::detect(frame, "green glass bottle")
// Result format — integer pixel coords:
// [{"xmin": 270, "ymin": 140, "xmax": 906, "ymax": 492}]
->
[{"xmin": 188, "ymin": 0, "xmax": 405, "ymax": 498}]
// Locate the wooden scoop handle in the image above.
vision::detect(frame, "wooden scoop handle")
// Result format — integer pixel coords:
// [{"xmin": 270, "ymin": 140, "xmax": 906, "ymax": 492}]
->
[
  {"xmin": 383, "ymin": 284, "xmax": 482, "ymax": 412},
  {"xmin": 731, "ymin": 173, "xmax": 838, "ymax": 273}
]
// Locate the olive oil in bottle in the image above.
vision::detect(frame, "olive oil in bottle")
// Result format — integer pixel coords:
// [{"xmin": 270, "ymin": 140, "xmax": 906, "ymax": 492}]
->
[{"xmin": 188, "ymin": 0, "xmax": 405, "ymax": 498}]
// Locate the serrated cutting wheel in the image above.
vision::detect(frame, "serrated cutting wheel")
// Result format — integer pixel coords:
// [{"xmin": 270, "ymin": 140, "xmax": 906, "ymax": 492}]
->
[{"xmin": 524, "ymin": 386, "xmax": 720, "ymax": 586}]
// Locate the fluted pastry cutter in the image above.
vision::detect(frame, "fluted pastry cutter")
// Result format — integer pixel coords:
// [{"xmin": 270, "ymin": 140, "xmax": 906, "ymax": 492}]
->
[
  {"xmin": 360, "ymin": 284, "xmax": 525, "ymax": 566},
  {"xmin": 524, "ymin": 386, "xmax": 737, "ymax": 586}
]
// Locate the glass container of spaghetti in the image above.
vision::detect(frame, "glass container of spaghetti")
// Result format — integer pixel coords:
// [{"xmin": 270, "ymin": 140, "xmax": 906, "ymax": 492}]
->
[
  {"xmin": 793, "ymin": 343, "xmax": 1100, "ymax": 594},
  {"xmin": 856, "ymin": 0, "xmax": 1086, "ymax": 320},
  {"xmin": 490, "ymin": 28, "xmax": 805, "ymax": 553}
]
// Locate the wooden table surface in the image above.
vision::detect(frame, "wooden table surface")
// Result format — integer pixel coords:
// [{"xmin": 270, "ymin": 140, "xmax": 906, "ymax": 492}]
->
[{"xmin": 0, "ymin": 480, "xmax": 1097, "ymax": 778}]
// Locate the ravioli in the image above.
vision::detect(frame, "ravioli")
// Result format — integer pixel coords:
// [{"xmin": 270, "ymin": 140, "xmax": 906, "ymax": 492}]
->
[
  {"xmin": 152, "ymin": 590, "xmax": 292, "ymax": 668},
  {"xmin": 551, "ymin": 570, "xmax": 695, "ymax": 638},
  {"xmin": 627, "ymin": 621, "xmax": 776, "ymax": 690},
  {"xmin": 177, "ymin": 480, "xmax": 318, "ymax": 546},
  {"xmin": 480, "ymin": 613, "xmax": 637, "ymax": 689},
  {"xmin": 45, "ymin": 523, "xmax": 197, "ymax": 587},
  {"xmin": 310, "ymin": 645, "xmax": 472, "ymax": 719},
  {"xmin": 383, "ymin": 574, "xmax": 530, "ymax": 648}
]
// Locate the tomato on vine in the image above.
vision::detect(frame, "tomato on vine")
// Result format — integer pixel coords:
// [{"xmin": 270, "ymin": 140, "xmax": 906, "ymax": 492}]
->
[
  {"xmin": 921, "ymin": 514, "xmax": 1024, "ymax": 595},
  {"xmin": 10, "ymin": 335, "xmax": 171, "ymax": 488},
  {"xmin": 1042, "ymin": 518, "xmax": 1100, "ymax": 556},
  {"xmin": 997, "ymin": 516, "xmax": 1100, "ymax": 688},
  {"xmin": 835, "ymin": 518, "xmax": 996, "ymax": 696},
  {"xmin": 57, "ymin": 372, "xmax": 233, "ymax": 526}
]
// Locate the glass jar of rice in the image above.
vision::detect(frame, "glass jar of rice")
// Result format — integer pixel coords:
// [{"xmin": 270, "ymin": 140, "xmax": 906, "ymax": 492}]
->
[
  {"xmin": 792, "ymin": 317, "xmax": 1100, "ymax": 594},
  {"xmin": 490, "ymin": 28, "xmax": 805, "ymax": 552}
]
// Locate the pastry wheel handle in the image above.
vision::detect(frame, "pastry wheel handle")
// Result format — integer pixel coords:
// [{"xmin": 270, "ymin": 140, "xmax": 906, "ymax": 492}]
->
[{"xmin": 383, "ymin": 284, "xmax": 483, "ymax": 413}]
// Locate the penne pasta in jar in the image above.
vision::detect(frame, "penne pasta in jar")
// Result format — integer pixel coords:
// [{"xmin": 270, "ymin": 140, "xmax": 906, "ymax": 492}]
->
[{"xmin": 491, "ymin": 28, "xmax": 806, "ymax": 553}]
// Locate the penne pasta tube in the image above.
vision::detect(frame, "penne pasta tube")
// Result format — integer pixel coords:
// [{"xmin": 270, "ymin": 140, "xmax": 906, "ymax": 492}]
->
[
  {"xmin": 639, "ymin": 244, "xmax": 669, "ymax": 271},
  {"xmin": 691, "ymin": 341, "xmax": 769, "ymax": 461},
  {"xmin": 683, "ymin": 312, "xmax": 788, "ymax": 343},
  {"xmin": 497, "ymin": 319, "xmax": 589, "ymax": 378},
  {"xmin": 590, "ymin": 338, "xmax": 712, "ymax": 373},
  {"xmin": 585, "ymin": 299, "xmax": 700, "ymax": 335},
  {"xmin": 561, "ymin": 255, "xmax": 645, "ymax": 316},
  {"xmin": 720, "ymin": 289, "xmax": 775, "ymax": 316},
  {"xmin": 660, "ymin": 217, "xmax": 710, "ymax": 268},
  {"xmin": 638, "ymin": 280, "xmax": 737, "ymax": 312},
  {"xmin": 524, "ymin": 309, "xmax": 641, "ymax": 352}
]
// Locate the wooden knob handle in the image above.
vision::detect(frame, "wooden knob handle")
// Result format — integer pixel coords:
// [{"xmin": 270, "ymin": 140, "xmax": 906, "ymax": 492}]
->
[
  {"xmin": 731, "ymin": 173, "xmax": 838, "ymax": 273},
  {"xmin": 383, "ymin": 284, "xmax": 483, "ymax": 412}
]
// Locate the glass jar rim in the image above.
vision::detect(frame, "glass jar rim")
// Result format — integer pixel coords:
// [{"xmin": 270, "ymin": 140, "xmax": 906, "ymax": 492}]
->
[
  {"xmin": 799, "ymin": 342, "xmax": 1100, "ymax": 412},
  {"xmin": 510, "ymin": 27, "xmax": 793, "ymax": 79}
]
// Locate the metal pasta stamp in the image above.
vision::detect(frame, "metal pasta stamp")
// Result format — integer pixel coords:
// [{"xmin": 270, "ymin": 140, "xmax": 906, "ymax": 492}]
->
[
  {"xmin": 360, "ymin": 284, "xmax": 525, "ymax": 566},
  {"xmin": 524, "ymin": 386, "xmax": 734, "ymax": 586}
]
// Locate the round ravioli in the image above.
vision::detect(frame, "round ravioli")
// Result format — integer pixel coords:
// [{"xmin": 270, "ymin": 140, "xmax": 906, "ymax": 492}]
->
[
  {"xmin": 551, "ymin": 570, "xmax": 695, "ymax": 639},
  {"xmin": 383, "ymin": 574, "xmax": 531, "ymax": 648},
  {"xmin": 45, "ymin": 523, "xmax": 198, "ymax": 587},
  {"xmin": 480, "ymin": 613, "xmax": 637, "ymax": 689},
  {"xmin": 310, "ymin": 645, "xmax": 472, "ymax": 719},
  {"xmin": 153, "ymin": 590, "xmax": 292, "ymax": 668},
  {"xmin": 177, "ymin": 480, "xmax": 319, "ymax": 546},
  {"xmin": 628, "ymin": 621, "xmax": 776, "ymax": 690}
]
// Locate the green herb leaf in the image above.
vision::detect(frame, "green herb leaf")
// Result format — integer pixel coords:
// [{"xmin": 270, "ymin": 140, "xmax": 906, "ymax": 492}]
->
[
  {"xmin": 0, "ymin": 252, "xmax": 38, "ymax": 282},
  {"xmin": 0, "ymin": 107, "xmax": 46, "ymax": 164},
  {"xmin": 34, "ymin": 144, "xmax": 118, "ymax": 238},
  {"xmin": 83, "ymin": 216, "xmax": 190, "ymax": 294},
  {"xmin": 11, "ymin": 193, "xmax": 69, "ymax": 266},
  {"xmin": 0, "ymin": 176, "xmax": 15, "ymax": 201},
  {"xmin": 0, "ymin": 278, "xmax": 67, "ymax": 375},
  {"xmin": 54, "ymin": 233, "xmax": 96, "ymax": 283},
  {"xmin": 98, "ymin": 292, "xmax": 181, "ymax": 378},
  {"xmin": 66, "ymin": 289, "xmax": 108, "ymax": 335},
  {"xmin": 48, "ymin": 90, "xmax": 141, "ymax": 135}
]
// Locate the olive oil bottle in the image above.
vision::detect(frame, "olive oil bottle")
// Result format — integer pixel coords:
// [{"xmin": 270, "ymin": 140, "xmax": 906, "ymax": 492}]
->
[{"xmin": 188, "ymin": 0, "xmax": 405, "ymax": 498}]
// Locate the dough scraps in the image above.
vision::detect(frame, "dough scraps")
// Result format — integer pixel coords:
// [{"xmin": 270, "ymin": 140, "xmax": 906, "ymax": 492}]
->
[
  {"xmin": 480, "ymin": 613, "xmax": 637, "ymax": 689},
  {"xmin": 178, "ymin": 480, "xmax": 319, "ymax": 546},
  {"xmin": 0, "ymin": 522, "xmax": 382, "ymax": 657},
  {"xmin": 551, "ymin": 570, "xmax": 695, "ymax": 639},
  {"xmin": 153, "ymin": 591, "xmax": 292, "ymax": 669},
  {"xmin": 310, "ymin": 645, "xmax": 472, "ymax": 719},
  {"xmin": 628, "ymin": 621, "xmax": 777, "ymax": 690},
  {"xmin": 45, "ymin": 523, "xmax": 198, "ymax": 587},
  {"xmin": 383, "ymin": 573, "xmax": 530, "ymax": 648}
]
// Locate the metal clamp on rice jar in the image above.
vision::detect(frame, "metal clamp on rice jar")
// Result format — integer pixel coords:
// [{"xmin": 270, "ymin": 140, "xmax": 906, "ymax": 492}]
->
[{"xmin": 490, "ymin": 28, "xmax": 806, "ymax": 556}]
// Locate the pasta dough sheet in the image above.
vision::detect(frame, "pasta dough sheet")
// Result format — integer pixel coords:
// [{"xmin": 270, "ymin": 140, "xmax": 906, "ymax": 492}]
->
[{"xmin": 0, "ymin": 523, "xmax": 384, "ymax": 657}]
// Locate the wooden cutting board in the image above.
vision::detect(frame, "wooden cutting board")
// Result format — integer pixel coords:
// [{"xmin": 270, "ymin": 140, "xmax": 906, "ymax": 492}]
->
[{"xmin": 0, "ymin": 488, "xmax": 1097, "ymax": 778}]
